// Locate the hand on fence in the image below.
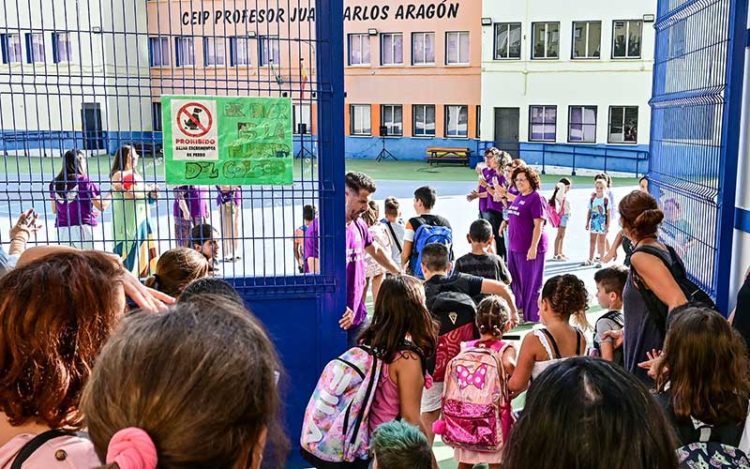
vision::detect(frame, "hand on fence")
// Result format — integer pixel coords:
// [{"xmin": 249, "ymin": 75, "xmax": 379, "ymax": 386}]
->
[{"xmin": 339, "ymin": 308, "xmax": 355, "ymax": 330}]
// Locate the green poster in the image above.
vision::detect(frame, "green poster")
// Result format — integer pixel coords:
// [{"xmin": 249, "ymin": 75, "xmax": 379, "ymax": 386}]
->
[{"xmin": 161, "ymin": 95, "xmax": 294, "ymax": 185}]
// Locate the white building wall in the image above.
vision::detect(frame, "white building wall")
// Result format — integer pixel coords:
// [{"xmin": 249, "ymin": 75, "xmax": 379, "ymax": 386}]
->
[
  {"xmin": 0, "ymin": 0, "xmax": 150, "ymax": 152},
  {"xmin": 480, "ymin": 0, "xmax": 656, "ymax": 145}
]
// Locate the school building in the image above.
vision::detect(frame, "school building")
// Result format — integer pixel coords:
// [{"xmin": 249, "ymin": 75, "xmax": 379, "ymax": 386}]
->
[{"xmin": 480, "ymin": 0, "xmax": 656, "ymax": 173}]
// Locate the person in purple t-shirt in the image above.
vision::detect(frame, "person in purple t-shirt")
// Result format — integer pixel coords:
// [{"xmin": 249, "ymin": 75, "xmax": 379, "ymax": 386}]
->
[
  {"xmin": 49, "ymin": 149, "xmax": 111, "ymax": 250},
  {"xmin": 307, "ymin": 172, "xmax": 401, "ymax": 346},
  {"xmin": 506, "ymin": 166, "xmax": 548, "ymax": 323},
  {"xmin": 468, "ymin": 148, "xmax": 512, "ymax": 260},
  {"xmin": 296, "ymin": 205, "xmax": 317, "ymax": 273},
  {"xmin": 173, "ymin": 186, "xmax": 209, "ymax": 248}
]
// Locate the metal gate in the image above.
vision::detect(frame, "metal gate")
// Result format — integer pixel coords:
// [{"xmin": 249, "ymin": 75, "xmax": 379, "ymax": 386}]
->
[
  {"xmin": 0, "ymin": 0, "xmax": 345, "ymax": 464},
  {"xmin": 649, "ymin": 0, "xmax": 747, "ymax": 311}
]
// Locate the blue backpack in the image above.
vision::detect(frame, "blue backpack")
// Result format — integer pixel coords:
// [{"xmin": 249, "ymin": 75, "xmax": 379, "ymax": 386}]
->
[{"xmin": 410, "ymin": 223, "xmax": 453, "ymax": 279}]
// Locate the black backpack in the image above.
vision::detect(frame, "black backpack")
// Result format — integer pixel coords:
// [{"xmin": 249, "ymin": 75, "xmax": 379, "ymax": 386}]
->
[
  {"xmin": 592, "ymin": 310, "xmax": 624, "ymax": 366},
  {"xmin": 631, "ymin": 244, "xmax": 716, "ymax": 334},
  {"xmin": 424, "ymin": 284, "xmax": 479, "ymax": 381}
]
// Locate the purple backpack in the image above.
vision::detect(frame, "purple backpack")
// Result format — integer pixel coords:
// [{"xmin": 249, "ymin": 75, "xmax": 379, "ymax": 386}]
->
[{"xmin": 300, "ymin": 346, "xmax": 382, "ymax": 467}]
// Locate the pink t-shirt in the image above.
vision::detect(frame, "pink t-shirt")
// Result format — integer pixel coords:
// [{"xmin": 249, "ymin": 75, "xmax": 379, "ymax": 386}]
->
[
  {"xmin": 369, "ymin": 361, "xmax": 400, "ymax": 434},
  {"xmin": 0, "ymin": 433, "xmax": 101, "ymax": 468}
]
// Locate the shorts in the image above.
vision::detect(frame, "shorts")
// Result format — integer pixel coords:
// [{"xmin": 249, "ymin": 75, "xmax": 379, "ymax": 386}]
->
[
  {"xmin": 590, "ymin": 215, "xmax": 607, "ymax": 234},
  {"xmin": 420, "ymin": 381, "xmax": 444, "ymax": 413},
  {"xmin": 559, "ymin": 214, "xmax": 570, "ymax": 228}
]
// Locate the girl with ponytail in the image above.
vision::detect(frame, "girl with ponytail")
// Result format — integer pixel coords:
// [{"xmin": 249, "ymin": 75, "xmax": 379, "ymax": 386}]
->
[{"xmin": 617, "ymin": 190, "xmax": 688, "ymax": 384}]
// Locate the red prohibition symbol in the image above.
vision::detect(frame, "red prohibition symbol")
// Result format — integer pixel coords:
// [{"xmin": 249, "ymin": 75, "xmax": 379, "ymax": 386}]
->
[{"xmin": 177, "ymin": 102, "xmax": 213, "ymax": 138}]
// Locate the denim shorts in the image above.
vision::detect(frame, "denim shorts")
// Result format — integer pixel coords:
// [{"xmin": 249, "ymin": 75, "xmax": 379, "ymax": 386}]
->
[{"xmin": 559, "ymin": 214, "xmax": 570, "ymax": 228}]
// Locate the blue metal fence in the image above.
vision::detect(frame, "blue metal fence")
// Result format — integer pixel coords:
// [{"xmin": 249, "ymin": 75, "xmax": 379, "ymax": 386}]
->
[
  {"xmin": 0, "ymin": 0, "xmax": 345, "ymax": 465},
  {"xmin": 649, "ymin": 0, "xmax": 747, "ymax": 311}
]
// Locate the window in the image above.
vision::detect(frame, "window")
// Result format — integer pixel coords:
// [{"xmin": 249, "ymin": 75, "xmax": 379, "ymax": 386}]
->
[
  {"xmin": 445, "ymin": 105, "xmax": 468, "ymax": 137},
  {"xmin": 348, "ymin": 34, "xmax": 370, "ymax": 65},
  {"xmin": 203, "ymin": 37, "xmax": 225, "ymax": 66},
  {"xmin": 25, "ymin": 33, "xmax": 45, "ymax": 63},
  {"xmin": 411, "ymin": 32, "xmax": 435, "ymax": 65},
  {"xmin": 608, "ymin": 106, "xmax": 638, "ymax": 143},
  {"xmin": 152, "ymin": 102, "xmax": 162, "ymax": 131},
  {"xmin": 612, "ymin": 20, "xmax": 642, "ymax": 58},
  {"xmin": 0, "ymin": 34, "xmax": 22, "ymax": 64},
  {"xmin": 494, "ymin": 23, "xmax": 522, "ymax": 59},
  {"xmin": 259, "ymin": 36, "xmax": 280, "ymax": 66},
  {"xmin": 532, "ymin": 22, "xmax": 560, "ymax": 59},
  {"xmin": 568, "ymin": 106, "xmax": 597, "ymax": 142},
  {"xmin": 572, "ymin": 21, "xmax": 601, "ymax": 59},
  {"xmin": 148, "ymin": 37, "xmax": 170, "ymax": 67},
  {"xmin": 413, "ymin": 104, "xmax": 436, "ymax": 137},
  {"xmin": 380, "ymin": 33, "xmax": 403, "ymax": 65},
  {"xmin": 350, "ymin": 105, "xmax": 371, "ymax": 135},
  {"xmin": 293, "ymin": 103, "xmax": 312, "ymax": 134},
  {"xmin": 529, "ymin": 105, "xmax": 557, "ymax": 141},
  {"xmin": 380, "ymin": 105, "xmax": 403, "ymax": 136},
  {"xmin": 52, "ymin": 32, "xmax": 72, "ymax": 63},
  {"xmin": 229, "ymin": 37, "xmax": 251, "ymax": 66},
  {"xmin": 446, "ymin": 32, "xmax": 470, "ymax": 65},
  {"xmin": 175, "ymin": 37, "xmax": 194, "ymax": 67}
]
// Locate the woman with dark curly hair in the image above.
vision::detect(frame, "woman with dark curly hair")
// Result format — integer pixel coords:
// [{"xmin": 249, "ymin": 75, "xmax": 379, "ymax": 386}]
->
[
  {"xmin": 503, "ymin": 358, "xmax": 678, "ymax": 469},
  {"xmin": 653, "ymin": 306, "xmax": 750, "ymax": 462},
  {"xmin": 0, "ymin": 251, "xmax": 129, "ymax": 467},
  {"xmin": 506, "ymin": 166, "xmax": 548, "ymax": 323},
  {"xmin": 508, "ymin": 274, "xmax": 589, "ymax": 395}
]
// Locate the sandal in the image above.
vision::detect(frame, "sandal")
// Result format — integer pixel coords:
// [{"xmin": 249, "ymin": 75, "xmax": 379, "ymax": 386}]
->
[{"xmin": 583, "ymin": 259, "xmax": 594, "ymax": 266}]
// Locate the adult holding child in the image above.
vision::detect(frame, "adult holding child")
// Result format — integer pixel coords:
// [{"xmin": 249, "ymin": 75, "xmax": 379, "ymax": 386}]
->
[
  {"xmin": 505, "ymin": 166, "xmax": 548, "ymax": 323},
  {"xmin": 110, "ymin": 145, "xmax": 159, "ymax": 277},
  {"xmin": 467, "ymin": 148, "xmax": 511, "ymax": 259}
]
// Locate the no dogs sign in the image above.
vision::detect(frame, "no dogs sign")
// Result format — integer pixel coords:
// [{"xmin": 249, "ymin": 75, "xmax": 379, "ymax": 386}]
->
[{"xmin": 161, "ymin": 95, "xmax": 293, "ymax": 185}]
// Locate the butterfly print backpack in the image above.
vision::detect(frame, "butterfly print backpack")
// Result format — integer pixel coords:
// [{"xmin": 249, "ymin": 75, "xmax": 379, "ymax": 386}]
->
[{"xmin": 434, "ymin": 340, "xmax": 514, "ymax": 452}]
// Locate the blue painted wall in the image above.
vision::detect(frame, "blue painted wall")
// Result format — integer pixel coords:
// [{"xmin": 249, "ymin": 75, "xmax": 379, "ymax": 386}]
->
[{"xmin": 345, "ymin": 136, "xmax": 479, "ymax": 161}]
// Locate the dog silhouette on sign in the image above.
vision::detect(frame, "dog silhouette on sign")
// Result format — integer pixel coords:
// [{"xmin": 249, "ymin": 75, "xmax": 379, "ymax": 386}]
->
[{"xmin": 184, "ymin": 108, "xmax": 203, "ymax": 130}]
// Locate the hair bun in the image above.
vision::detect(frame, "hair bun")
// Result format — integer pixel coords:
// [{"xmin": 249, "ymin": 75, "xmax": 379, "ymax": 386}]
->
[
  {"xmin": 106, "ymin": 427, "xmax": 158, "ymax": 469},
  {"xmin": 633, "ymin": 208, "xmax": 664, "ymax": 237}
]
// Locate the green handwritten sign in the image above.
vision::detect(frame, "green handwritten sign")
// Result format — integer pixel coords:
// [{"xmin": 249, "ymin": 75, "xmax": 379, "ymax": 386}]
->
[{"xmin": 162, "ymin": 95, "xmax": 294, "ymax": 185}]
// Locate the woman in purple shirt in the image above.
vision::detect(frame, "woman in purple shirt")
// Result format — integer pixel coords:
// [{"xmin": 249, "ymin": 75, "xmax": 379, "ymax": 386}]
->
[
  {"xmin": 216, "ymin": 185, "xmax": 242, "ymax": 261},
  {"xmin": 468, "ymin": 148, "xmax": 511, "ymax": 260},
  {"xmin": 506, "ymin": 166, "xmax": 548, "ymax": 323},
  {"xmin": 173, "ymin": 186, "xmax": 209, "ymax": 248},
  {"xmin": 49, "ymin": 149, "xmax": 110, "ymax": 249}
]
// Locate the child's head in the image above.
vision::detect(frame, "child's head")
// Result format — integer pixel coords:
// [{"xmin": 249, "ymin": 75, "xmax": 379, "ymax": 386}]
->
[
  {"xmin": 476, "ymin": 295, "xmax": 512, "ymax": 338},
  {"xmin": 81, "ymin": 298, "xmax": 285, "ymax": 469},
  {"xmin": 191, "ymin": 223, "xmax": 220, "ymax": 260},
  {"xmin": 179, "ymin": 277, "xmax": 244, "ymax": 306},
  {"xmin": 371, "ymin": 421, "xmax": 432, "ymax": 469},
  {"xmin": 413, "ymin": 186, "xmax": 437, "ymax": 212},
  {"xmin": 361, "ymin": 200, "xmax": 380, "ymax": 227},
  {"xmin": 145, "ymin": 247, "xmax": 210, "ymax": 298},
  {"xmin": 384, "ymin": 197, "xmax": 400, "ymax": 221},
  {"xmin": 358, "ymin": 275, "xmax": 438, "ymax": 362},
  {"xmin": 303, "ymin": 204, "xmax": 317, "ymax": 224},
  {"xmin": 550, "ymin": 178, "xmax": 572, "ymax": 205},
  {"xmin": 467, "ymin": 219, "xmax": 493, "ymax": 249},
  {"xmin": 656, "ymin": 305, "xmax": 750, "ymax": 426},
  {"xmin": 420, "ymin": 243, "xmax": 451, "ymax": 276},
  {"xmin": 663, "ymin": 198, "xmax": 681, "ymax": 222},
  {"xmin": 594, "ymin": 172, "xmax": 612, "ymax": 188},
  {"xmin": 593, "ymin": 266, "xmax": 628, "ymax": 310},
  {"xmin": 540, "ymin": 274, "xmax": 589, "ymax": 329},
  {"xmin": 503, "ymin": 357, "xmax": 678, "ymax": 469},
  {"xmin": 639, "ymin": 176, "xmax": 649, "ymax": 192},
  {"xmin": 594, "ymin": 179, "xmax": 607, "ymax": 196}
]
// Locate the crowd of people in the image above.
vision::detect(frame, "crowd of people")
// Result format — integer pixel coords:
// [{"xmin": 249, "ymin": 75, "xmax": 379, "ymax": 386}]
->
[{"xmin": 1, "ymin": 147, "xmax": 749, "ymax": 469}]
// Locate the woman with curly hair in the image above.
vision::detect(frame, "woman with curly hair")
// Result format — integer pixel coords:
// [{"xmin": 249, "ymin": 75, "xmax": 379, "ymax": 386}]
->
[
  {"xmin": 505, "ymin": 166, "xmax": 548, "ymax": 323},
  {"xmin": 508, "ymin": 274, "xmax": 589, "ymax": 395}
]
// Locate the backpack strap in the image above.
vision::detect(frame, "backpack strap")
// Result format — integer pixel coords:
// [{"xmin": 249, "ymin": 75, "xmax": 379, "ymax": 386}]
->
[
  {"xmin": 10, "ymin": 429, "xmax": 73, "ymax": 469},
  {"xmin": 575, "ymin": 328, "xmax": 584, "ymax": 356},
  {"xmin": 539, "ymin": 329, "xmax": 562, "ymax": 359},
  {"xmin": 385, "ymin": 221, "xmax": 402, "ymax": 254},
  {"xmin": 630, "ymin": 244, "xmax": 681, "ymax": 334}
]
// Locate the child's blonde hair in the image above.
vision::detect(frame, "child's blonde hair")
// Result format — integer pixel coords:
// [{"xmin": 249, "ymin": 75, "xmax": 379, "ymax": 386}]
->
[{"xmin": 476, "ymin": 296, "xmax": 511, "ymax": 338}]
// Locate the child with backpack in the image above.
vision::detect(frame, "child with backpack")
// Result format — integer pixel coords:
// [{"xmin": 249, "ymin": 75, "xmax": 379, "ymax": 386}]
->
[
  {"xmin": 508, "ymin": 274, "xmax": 589, "ymax": 395},
  {"xmin": 454, "ymin": 219, "xmax": 512, "ymax": 304},
  {"xmin": 434, "ymin": 296, "xmax": 517, "ymax": 469},
  {"xmin": 652, "ymin": 306, "xmax": 750, "ymax": 467},
  {"xmin": 585, "ymin": 179, "xmax": 609, "ymax": 266},
  {"xmin": 301, "ymin": 275, "xmax": 438, "ymax": 468},
  {"xmin": 591, "ymin": 266, "xmax": 627, "ymax": 365},
  {"xmin": 381, "ymin": 197, "xmax": 405, "ymax": 267},
  {"xmin": 402, "ymin": 186, "xmax": 453, "ymax": 279},
  {"xmin": 549, "ymin": 178, "xmax": 572, "ymax": 261},
  {"xmin": 419, "ymin": 243, "xmax": 518, "ymax": 445}
]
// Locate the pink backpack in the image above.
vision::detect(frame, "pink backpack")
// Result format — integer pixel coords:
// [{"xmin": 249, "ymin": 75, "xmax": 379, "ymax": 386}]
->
[
  {"xmin": 433, "ymin": 340, "xmax": 514, "ymax": 452},
  {"xmin": 300, "ymin": 346, "xmax": 382, "ymax": 466},
  {"xmin": 547, "ymin": 198, "xmax": 564, "ymax": 228}
]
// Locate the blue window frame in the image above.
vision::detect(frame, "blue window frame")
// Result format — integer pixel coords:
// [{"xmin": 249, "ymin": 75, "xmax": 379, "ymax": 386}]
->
[
  {"xmin": 0, "ymin": 34, "xmax": 22, "ymax": 64},
  {"xmin": 175, "ymin": 36, "xmax": 195, "ymax": 67},
  {"xmin": 148, "ymin": 37, "xmax": 169, "ymax": 67},
  {"xmin": 51, "ymin": 32, "xmax": 72, "ymax": 63},
  {"xmin": 229, "ymin": 37, "xmax": 252, "ymax": 66},
  {"xmin": 25, "ymin": 33, "xmax": 45, "ymax": 63}
]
